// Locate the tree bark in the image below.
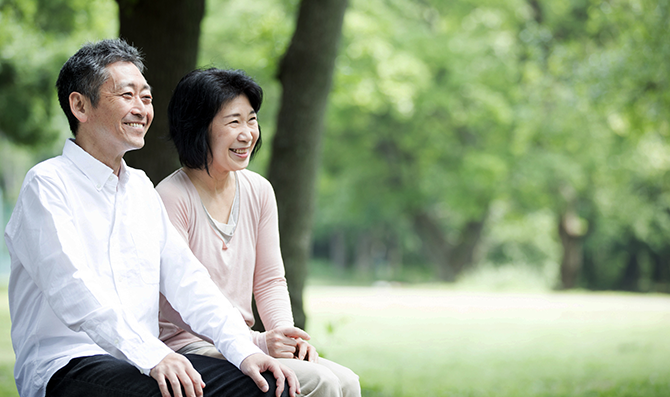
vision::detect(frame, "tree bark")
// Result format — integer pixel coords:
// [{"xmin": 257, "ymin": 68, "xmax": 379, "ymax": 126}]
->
[
  {"xmin": 329, "ymin": 229, "xmax": 347, "ymax": 270},
  {"xmin": 413, "ymin": 211, "xmax": 486, "ymax": 281},
  {"xmin": 413, "ymin": 212, "xmax": 455, "ymax": 281},
  {"xmin": 268, "ymin": 0, "xmax": 348, "ymax": 329},
  {"xmin": 116, "ymin": 0, "xmax": 205, "ymax": 184},
  {"xmin": 558, "ymin": 210, "xmax": 584, "ymax": 289}
]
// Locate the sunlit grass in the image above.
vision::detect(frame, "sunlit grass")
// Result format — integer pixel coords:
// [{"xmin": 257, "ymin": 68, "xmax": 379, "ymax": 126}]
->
[
  {"xmin": 305, "ymin": 286, "xmax": 670, "ymax": 397},
  {"xmin": 0, "ymin": 285, "xmax": 17, "ymax": 397}
]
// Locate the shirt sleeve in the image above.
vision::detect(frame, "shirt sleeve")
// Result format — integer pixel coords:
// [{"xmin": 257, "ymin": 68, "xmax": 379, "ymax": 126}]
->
[
  {"xmin": 252, "ymin": 176, "xmax": 294, "ymax": 330},
  {"xmin": 156, "ymin": 190, "xmax": 263, "ymax": 368},
  {"xmin": 6, "ymin": 173, "xmax": 173, "ymax": 373}
]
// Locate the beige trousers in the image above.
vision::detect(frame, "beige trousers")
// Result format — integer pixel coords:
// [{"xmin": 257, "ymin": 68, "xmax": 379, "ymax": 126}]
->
[{"xmin": 178, "ymin": 341, "xmax": 361, "ymax": 397}]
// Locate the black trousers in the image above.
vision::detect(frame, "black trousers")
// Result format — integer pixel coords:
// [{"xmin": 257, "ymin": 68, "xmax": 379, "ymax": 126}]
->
[{"xmin": 46, "ymin": 354, "xmax": 288, "ymax": 397}]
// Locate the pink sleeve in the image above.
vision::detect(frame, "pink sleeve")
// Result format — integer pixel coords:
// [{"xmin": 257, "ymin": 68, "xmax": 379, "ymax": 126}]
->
[
  {"xmin": 156, "ymin": 178, "xmax": 191, "ymax": 242},
  {"xmin": 252, "ymin": 177, "xmax": 294, "ymax": 330},
  {"xmin": 156, "ymin": 174, "xmax": 203, "ymax": 350}
]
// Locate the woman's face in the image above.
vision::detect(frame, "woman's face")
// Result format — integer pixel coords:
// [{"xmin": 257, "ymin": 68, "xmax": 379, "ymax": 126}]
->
[{"xmin": 208, "ymin": 94, "xmax": 259, "ymax": 173}]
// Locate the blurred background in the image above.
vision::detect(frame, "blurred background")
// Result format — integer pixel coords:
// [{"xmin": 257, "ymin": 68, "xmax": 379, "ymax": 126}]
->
[{"xmin": 1, "ymin": 0, "xmax": 670, "ymax": 395}]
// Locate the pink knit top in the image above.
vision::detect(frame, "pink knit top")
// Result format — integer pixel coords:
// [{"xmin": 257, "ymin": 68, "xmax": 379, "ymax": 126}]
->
[{"xmin": 156, "ymin": 169, "xmax": 294, "ymax": 353}]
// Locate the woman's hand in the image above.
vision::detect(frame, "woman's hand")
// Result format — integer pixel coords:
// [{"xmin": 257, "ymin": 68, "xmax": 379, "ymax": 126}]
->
[
  {"xmin": 265, "ymin": 326, "xmax": 318, "ymax": 362},
  {"xmin": 294, "ymin": 338, "xmax": 319, "ymax": 363}
]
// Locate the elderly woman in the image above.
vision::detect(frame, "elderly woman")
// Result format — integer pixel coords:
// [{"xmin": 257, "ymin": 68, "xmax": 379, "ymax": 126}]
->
[{"xmin": 156, "ymin": 68, "xmax": 360, "ymax": 397}]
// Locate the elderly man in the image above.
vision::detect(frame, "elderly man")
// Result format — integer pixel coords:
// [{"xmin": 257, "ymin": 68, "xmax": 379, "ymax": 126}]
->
[{"xmin": 4, "ymin": 38, "xmax": 298, "ymax": 397}]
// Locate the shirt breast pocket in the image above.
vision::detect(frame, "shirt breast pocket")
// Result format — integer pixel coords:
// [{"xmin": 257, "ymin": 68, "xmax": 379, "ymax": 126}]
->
[{"xmin": 127, "ymin": 228, "xmax": 161, "ymax": 286}]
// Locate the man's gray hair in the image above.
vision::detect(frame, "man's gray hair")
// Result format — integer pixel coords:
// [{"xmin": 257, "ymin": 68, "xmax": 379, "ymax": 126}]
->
[{"xmin": 56, "ymin": 38, "xmax": 145, "ymax": 135}]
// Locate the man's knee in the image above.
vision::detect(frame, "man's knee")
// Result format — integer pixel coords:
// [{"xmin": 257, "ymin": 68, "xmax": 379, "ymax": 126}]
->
[{"xmin": 261, "ymin": 371, "xmax": 290, "ymax": 397}]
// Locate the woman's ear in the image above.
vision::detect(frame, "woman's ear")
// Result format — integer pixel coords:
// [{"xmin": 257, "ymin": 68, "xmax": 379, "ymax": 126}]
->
[{"xmin": 69, "ymin": 92, "xmax": 89, "ymax": 123}]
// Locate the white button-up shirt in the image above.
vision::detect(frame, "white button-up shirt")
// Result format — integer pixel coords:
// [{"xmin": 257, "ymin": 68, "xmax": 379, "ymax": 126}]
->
[{"xmin": 4, "ymin": 139, "xmax": 262, "ymax": 397}]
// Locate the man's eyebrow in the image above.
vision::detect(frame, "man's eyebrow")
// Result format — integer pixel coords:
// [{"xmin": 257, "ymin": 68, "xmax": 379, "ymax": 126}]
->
[{"xmin": 116, "ymin": 81, "xmax": 152, "ymax": 92}]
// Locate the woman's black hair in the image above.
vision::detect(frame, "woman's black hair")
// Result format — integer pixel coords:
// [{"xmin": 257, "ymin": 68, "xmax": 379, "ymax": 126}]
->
[{"xmin": 168, "ymin": 68, "xmax": 263, "ymax": 172}]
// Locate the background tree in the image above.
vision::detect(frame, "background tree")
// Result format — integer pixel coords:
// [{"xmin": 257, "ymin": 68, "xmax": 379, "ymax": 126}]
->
[
  {"xmin": 0, "ymin": 0, "xmax": 115, "ymax": 201},
  {"xmin": 116, "ymin": 0, "xmax": 205, "ymax": 184},
  {"xmin": 267, "ymin": 0, "xmax": 349, "ymax": 328}
]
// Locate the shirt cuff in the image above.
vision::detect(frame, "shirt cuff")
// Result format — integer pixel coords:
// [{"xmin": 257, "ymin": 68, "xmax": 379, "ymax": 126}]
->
[
  {"xmin": 127, "ymin": 339, "xmax": 175, "ymax": 376},
  {"xmin": 251, "ymin": 330, "xmax": 269, "ymax": 355},
  {"xmin": 220, "ymin": 339, "xmax": 265, "ymax": 369}
]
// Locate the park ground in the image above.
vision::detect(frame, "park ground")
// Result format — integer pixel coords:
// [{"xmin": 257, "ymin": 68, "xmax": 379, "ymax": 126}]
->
[{"xmin": 1, "ymin": 280, "xmax": 670, "ymax": 397}]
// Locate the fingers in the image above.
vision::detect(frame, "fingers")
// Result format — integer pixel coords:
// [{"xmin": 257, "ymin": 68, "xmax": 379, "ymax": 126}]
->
[
  {"xmin": 280, "ymin": 363, "xmax": 299, "ymax": 397},
  {"xmin": 267, "ymin": 363, "xmax": 286, "ymax": 397},
  {"xmin": 279, "ymin": 326, "xmax": 311, "ymax": 341},
  {"xmin": 155, "ymin": 376, "xmax": 171, "ymax": 397},
  {"xmin": 266, "ymin": 329, "xmax": 299, "ymax": 359},
  {"xmin": 294, "ymin": 339, "xmax": 319, "ymax": 362},
  {"xmin": 150, "ymin": 353, "xmax": 204, "ymax": 397},
  {"xmin": 242, "ymin": 353, "xmax": 299, "ymax": 397},
  {"xmin": 185, "ymin": 364, "xmax": 205, "ymax": 397},
  {"xmin": 307, "ymin": 343, "xmax": 319, "ymax": 363},
  {"xmin": 249, "ymin": 369, "xmax": 271, "ymax": 393},
  {"xmin": 169, "ymin": 373, "xmax": 185, "ymax": 397},
  {"xmin": 240, "ymin": 353, "xmax": 270, "ymax": 393},
  {"xmin": 295, "ymin": 340, "xmax": 308, "ymax": 361}
]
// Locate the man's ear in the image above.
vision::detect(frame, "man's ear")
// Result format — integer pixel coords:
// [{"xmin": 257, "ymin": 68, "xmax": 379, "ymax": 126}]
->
[{"xmin": 69, "ymin": 92, "xmax": 89, "ymax": 123}]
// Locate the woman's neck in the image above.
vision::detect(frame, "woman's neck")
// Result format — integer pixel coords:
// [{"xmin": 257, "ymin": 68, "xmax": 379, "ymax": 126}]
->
[
  {"xmin": 184, "ymin": 167, "xmax": 234, "ymax": 196},
  {"xmin": 183, "ymin": 167, "xmax": 237, "ymax": 224}
]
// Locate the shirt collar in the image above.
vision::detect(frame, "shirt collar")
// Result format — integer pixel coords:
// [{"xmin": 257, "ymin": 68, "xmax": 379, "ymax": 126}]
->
[{"xmin": 62, "ymin": 138, "xmax": 117, "ymax": 191}]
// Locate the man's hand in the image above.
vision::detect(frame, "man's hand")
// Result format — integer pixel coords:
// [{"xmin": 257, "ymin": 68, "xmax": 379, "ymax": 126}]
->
[
  {"xmin": 150, "ymin": 353, "xmax": 205, "ymax": 397},
  {"xmin": 265, "ymin": 326, "xmax": 317, "ymax": 361},
  {"xmin": 240, "ymin": 353, "xmax": 299, "ymax": 397}
]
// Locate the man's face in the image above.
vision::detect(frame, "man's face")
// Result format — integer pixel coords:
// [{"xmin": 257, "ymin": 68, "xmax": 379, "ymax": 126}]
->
[{"xmin": 87, "ymin": 61, "xmax": 153, "ymax": 153}]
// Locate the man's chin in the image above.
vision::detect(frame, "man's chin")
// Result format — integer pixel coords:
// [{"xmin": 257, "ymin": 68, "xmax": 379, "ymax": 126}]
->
[{"xmin": 124, "ymin": 139, "xmax": 145, "ymax": 153}]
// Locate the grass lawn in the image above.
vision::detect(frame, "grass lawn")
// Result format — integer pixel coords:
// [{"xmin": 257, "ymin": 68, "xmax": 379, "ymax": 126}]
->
[
  {"xmin": 303, "ymin": 285, "xmax": 670, "ymax": 397},
  {"xmin": 1, "ymin": 284, "xmax": 669, "ymax": 397},
  {"xmin": 0, "ymin": 286, "xmax": 16, "ymax": 397}
]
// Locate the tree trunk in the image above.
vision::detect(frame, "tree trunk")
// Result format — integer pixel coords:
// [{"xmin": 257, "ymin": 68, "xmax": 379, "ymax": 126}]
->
[
  {"xmin": 618, "ymin": 238, "xmax": 642, "ymax": 292},
  {"xmin": 413, "ymin": 212, "xmax": 455, "ymax": 281},
  {"xmin": 116, "ymin": 0, "xmax": 205, "ymax": 184},
  {"xmin": 268, "ymin": 0, "xmax": 348, "ymax": 329},
  {"xmin": 355, "ymin": 233, "xmax": 373, "ymax": 274},
  {"xmin": 413, "ymin": 211, "xmax": 486, "ymax": 281},
  {"xmin": 449, "ymin": 219, "xmax": 486, "ymax": 276},
  {"xmin": 618, "ymin": 251, "xmax": 640, "ymax": 292},
  {"xmin": 329, "ymin": 229, "xmax": 347, "ymax": 270},
  {"xmin": 650, "ymin": 247, "xmax": 670, "ymax": 293},
  {"xmin": 558, "ymin": 210, "xmax": 584, "ymax": 289}
]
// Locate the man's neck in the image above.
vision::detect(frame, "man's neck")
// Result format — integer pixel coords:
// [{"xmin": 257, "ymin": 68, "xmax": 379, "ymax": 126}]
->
[{"xmin": 74, "ymin": 134, "xmax": 124, "ymax": 175}]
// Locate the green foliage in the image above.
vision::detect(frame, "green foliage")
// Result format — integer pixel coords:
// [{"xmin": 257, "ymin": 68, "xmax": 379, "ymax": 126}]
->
[
  {"xmin": 0, "ymin": 0, "xmax": 117, "ymax": 146},
  {"xmin": 198, "ymin": 0, "xmax": 297, "ymax": 174},
  {"xmin": 0, "ymin": 0, "xmax": 116, "ymax": 201},
  {"xmin": 313, "ymin": 0, "xmax": 670, "ymax": 288}
]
